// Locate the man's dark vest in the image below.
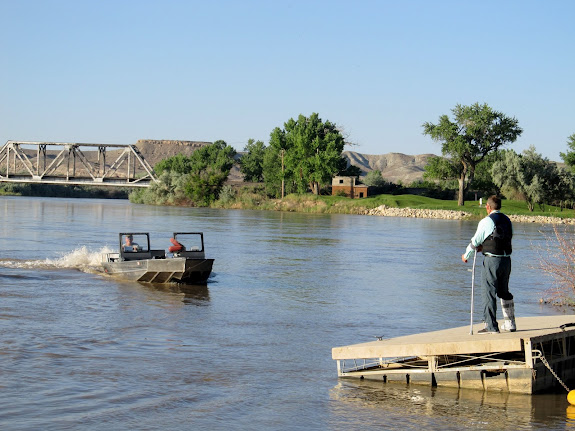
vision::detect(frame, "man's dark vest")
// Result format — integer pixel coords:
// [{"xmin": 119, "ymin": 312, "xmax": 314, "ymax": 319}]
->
[{"xmin": 482, "ymin": 212, "xmax": 512, "ymax": 255}]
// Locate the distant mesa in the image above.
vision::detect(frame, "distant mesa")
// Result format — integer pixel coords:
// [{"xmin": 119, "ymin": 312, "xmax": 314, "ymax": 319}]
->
[{"xmin": 135, "ymin": 139, "xmax": 211, "ymax": 163}]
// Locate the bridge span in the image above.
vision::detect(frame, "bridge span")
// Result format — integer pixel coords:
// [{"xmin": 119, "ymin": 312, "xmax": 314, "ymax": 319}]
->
[{"xmin": 0, "ymin": 141, "xmax": 158, "ymax": 187}]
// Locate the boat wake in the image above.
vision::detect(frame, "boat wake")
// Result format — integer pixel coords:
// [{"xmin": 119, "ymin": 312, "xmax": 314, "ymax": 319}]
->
[{"xmin": 0, "ymin": 246, "xmax": 114, "ymax": 275}]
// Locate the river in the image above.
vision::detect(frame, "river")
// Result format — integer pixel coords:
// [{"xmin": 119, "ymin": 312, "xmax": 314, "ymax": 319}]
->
[{"xmin": 0, "ymin": 196, "xmax": 573, "ymax": 430}]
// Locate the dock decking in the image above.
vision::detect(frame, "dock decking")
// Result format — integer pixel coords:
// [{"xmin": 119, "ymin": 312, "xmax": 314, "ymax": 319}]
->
[{"xmin": 332, "ymin": 315, "xmax": 575, "ymax": 394}]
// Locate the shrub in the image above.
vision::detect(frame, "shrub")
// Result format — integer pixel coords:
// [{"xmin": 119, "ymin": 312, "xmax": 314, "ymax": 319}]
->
[
  {"xmin": 217, "ymin": 185, "xmax": 236, "ymax": 205},
  {"xmin": 537, "ymin": 225, "xmax": 575, "ymax": 306},
  {"xmin": 362, "ymin": 170, "xmax": 387, "ymax": 187}
]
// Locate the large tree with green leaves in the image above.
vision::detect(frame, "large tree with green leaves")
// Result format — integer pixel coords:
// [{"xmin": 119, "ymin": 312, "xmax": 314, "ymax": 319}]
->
[
  {"xmin": 422, "ymin": 103, "xmax": 522, "ymax": 206},
  {"xmin": 264, "ymin": 113, "xmax": 346, "ymax": 196},
  {"xmin": 560, "ymin": 133, "xmax": 575, "ymax": 173},
  {"xmin": 184, "ymin": 140, "xmax": 236, "ymax": 206},
  {"xmin": 240, "ymin": 139, "xmax": 266, "ymax": 182},
  {"xmin": 492, "ymin": 146, "xmax": 575, "ymax": 211},
  {"xmin": 137, "ymin": 140, "xmax": 236, "ymax": 206},
  {"xmin": 154, "ymin": 153, "xmax": 194, "ymax": 175}
]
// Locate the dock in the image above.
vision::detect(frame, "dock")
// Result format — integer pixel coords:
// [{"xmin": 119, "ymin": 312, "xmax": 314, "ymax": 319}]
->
[{"xmin": 332, "ymin": 315, "xmax": 575, "ymax": 394}]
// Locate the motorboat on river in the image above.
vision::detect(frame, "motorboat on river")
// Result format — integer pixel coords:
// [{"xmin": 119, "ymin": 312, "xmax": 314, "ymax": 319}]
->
[{"xmin": 102, "ymin": 232, "xmax": 214, "ymax": 284}]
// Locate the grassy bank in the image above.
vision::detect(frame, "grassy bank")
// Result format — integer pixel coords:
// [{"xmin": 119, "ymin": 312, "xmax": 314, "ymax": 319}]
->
[
  {"xmin": 212, "ymin": 189, "xmax": 575, "ymax": 221},
  {"xmin": 3, "ymin": 182, "xmax": 573, "ymax": 221}
]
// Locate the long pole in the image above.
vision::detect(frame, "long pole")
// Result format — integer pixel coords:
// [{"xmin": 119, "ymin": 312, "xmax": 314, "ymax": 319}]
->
[{"xmin": 470, "ymin": 249, "xmax": 477, "ymax": 335}]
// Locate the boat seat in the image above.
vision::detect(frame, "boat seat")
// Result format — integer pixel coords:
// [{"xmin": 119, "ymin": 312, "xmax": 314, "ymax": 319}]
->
[
  {"xmin": 121, "ymin": 251, "xmax": 153, "ymax": 261},
  {"xmin": 178, "ymin": 250, "xmax": 205, "ymax": 258},
  {"xmin": 120, "ymin": 249, "xmax": 166, "ymax": 261},
  {"xmin": 150, "ymin": 249, "xmax": 166, "ymax": 259}
]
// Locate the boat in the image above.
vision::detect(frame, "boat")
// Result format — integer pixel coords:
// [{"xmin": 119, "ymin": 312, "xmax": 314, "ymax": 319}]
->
[{"xmin": 101, "ymin": 232, "xmax": 214, "ymax": 284}]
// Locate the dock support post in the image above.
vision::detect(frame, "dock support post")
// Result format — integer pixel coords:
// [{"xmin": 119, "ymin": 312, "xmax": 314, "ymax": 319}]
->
[
  {"xmin": 524, "ymin": 339, "xmax": 534, "ymax": 367},
  {"xmin": 428, "ymin": 355, "xmax": 438, "ymax": 373}
]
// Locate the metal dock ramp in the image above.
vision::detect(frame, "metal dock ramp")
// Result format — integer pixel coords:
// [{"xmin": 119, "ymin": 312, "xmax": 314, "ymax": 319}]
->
[{"xmin": 332, "ymin": 315, "xmax": 575, "ymax": 394}]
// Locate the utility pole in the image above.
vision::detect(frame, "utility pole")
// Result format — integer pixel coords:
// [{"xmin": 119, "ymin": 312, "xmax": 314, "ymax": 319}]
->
[{"xmin": 281, "ymin": 148, "xmax": 285, "ymax": 199}]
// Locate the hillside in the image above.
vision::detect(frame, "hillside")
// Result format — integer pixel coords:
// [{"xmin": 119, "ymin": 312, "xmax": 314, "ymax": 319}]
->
[
  {"xmin": 134, "ymin": 139, "xmax": 242, "ymax": 181},
  {"xmin": 342, "ymin": 151, "xmax": 435, "ymax": 184},
  {"xmin": 135, "ymin": 140, "xmax": 435, "ymax": 184},
  {"xmin": 135, "ymin": 139, "xmax": 212, "ymax": 161}
]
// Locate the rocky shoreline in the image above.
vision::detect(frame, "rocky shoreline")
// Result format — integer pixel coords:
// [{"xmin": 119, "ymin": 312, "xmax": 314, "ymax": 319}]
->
[
  {"xmin": 364, "ymin": 205, "xmax": 575, "ymax": 224},
  {"xmin": 364, "ymin": 205, "xmax": 467, "ymax": 220},
  {"xmin": 508, "ymin": 214, "xmax": 575, "ymax": 224}
]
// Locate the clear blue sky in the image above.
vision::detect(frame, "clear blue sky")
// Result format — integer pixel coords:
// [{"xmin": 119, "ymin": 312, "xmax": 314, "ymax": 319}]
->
[{"xmin": 1, "ymin": 0, "xmax": 573, "ymax": 161}]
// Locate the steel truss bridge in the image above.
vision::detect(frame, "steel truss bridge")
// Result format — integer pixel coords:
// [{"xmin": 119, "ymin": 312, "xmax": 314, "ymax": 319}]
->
[{"xmin": 0, "ymin": 141, "xmax": 158, "ymax": 187}]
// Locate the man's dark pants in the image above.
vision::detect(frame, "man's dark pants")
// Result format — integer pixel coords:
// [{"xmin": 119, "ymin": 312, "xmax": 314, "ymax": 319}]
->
[{"xmin": 482, "ymin": 255, "xmax": 512, "ymax": 332}]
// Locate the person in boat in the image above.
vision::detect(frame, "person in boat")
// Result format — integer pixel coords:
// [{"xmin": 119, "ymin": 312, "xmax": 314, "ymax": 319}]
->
[
  {"xmin": 169, "ymin": 238, "xmax": 185, "ymax": 254},
  {"xmin": 462, "ymin": 195, "xmax": 516, "ymax": 334},
  {"xmin": 123, "ymin": 235, "xmax": 140, "ymax": 252}
]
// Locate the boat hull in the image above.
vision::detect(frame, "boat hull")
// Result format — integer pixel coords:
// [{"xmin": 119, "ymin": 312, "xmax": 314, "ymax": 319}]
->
[{"xmin": 102, "ymin": 257, "xmax": 214, "ymax": 284}]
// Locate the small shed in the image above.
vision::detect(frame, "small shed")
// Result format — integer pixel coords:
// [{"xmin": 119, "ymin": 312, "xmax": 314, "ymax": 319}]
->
[{"xmin": 331, "ymin": 176, "xmax": 368, "ymax": 198}]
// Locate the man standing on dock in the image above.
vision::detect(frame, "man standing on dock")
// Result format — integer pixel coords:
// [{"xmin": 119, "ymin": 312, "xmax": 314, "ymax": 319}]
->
[{"xmin": 462, "ymin": 195, "xmax": 516, "ymax": 334}]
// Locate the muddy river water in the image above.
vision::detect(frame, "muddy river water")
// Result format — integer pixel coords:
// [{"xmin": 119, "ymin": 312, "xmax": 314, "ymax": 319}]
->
[{"xmin": 0, "ymin": 196, "xmax": 573, "ymax": 430}]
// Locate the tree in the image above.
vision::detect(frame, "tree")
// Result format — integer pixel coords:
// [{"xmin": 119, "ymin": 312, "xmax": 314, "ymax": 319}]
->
[
  {"xmin": 263, "ymin": 127, "xmax": 292, "ymax": 198},
  {"xmin": 552, "ymin": 168, "xmax": 575, "ymax": 209},
  {"xmin": 139, "ymin": 141, "xmax": 236, "ymax": 206},
  {"xmin": 423, "ymin": 151, "xmax": 501, "ymax": 197},
  {"xmin": 265, "ymin": 113, "xmax": 346, "ymax": 196},
  {"xmin": 362, "ymin": 170, "xmax": 387, "ymax": 187},
  {"xmin": 469, "ymin": 150, "xmax": 504, "ymax": 196},
  {"xmin": 336, "ymin": 158, "xmax": 362, "ymax": 177},
  {"xmin": 240, "ymin": 139, "xmax": 266, "ymax": 182},
  {"xmin": 423, "ymin": 156, "xmax": 459, "ymax": 183},
  {"xmin": 184, "ymin": 140, "xmax": 236, "ymax": 206},
  {"xmin": 560, "ymin": 133, "xmax": 575, "ymax": 173},
  {"xmin": 130, "ymin": 171, "xmax": 190, "ymax": 205},
  {"xmin": 422, "ymin": 103, "xmax": 522, "ymax": 206},
  {"xmin": 154, "ymin": 153, "xmax": 193, "ymax": 175},
  {"xmin": 492, "ymin": 146, "xmax": 574, "ymax": 211}
]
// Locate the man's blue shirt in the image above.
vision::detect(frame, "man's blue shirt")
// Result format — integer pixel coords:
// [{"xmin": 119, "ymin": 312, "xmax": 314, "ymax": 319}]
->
[{"xmin": 463, "ymin": 210, "xmax": 513, "ymax": 260}]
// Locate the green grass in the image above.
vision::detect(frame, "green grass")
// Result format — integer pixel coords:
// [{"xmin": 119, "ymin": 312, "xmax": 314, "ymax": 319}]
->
[
  {"xmin": 246, "ymin": 193, "xmax": 575, "ymax": 219},
  {"xmin": 360, "ymin": 194, "xmax": 575, "ymax": 219},
  {"xmin": 460, "ymin": 198, "xmax": 575, "ymax": 219}
]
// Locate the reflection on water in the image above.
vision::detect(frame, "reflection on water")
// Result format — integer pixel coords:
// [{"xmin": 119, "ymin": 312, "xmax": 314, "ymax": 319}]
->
[
  {"xmin": 142, "ymin": 282, "xmax": 211, "ymax": 305},
  {"xmin": 330, "ymin": 379, "xmax": 571, "ymax": 430},
  {"xmin": 567, "ymin": 405, "xmax": 575, "ymax": 427}
]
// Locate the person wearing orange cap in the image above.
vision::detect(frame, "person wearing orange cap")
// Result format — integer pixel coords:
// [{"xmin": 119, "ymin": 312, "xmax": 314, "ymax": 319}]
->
[{"xmin": 169, "ymin": 237, "xmax": 184, "ymax": 253}]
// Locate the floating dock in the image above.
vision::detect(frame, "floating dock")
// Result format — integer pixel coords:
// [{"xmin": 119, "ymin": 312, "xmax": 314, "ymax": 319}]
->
[{"xmin": 332, "ymin": 315, "xmax": 575, "ymax": 394}]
